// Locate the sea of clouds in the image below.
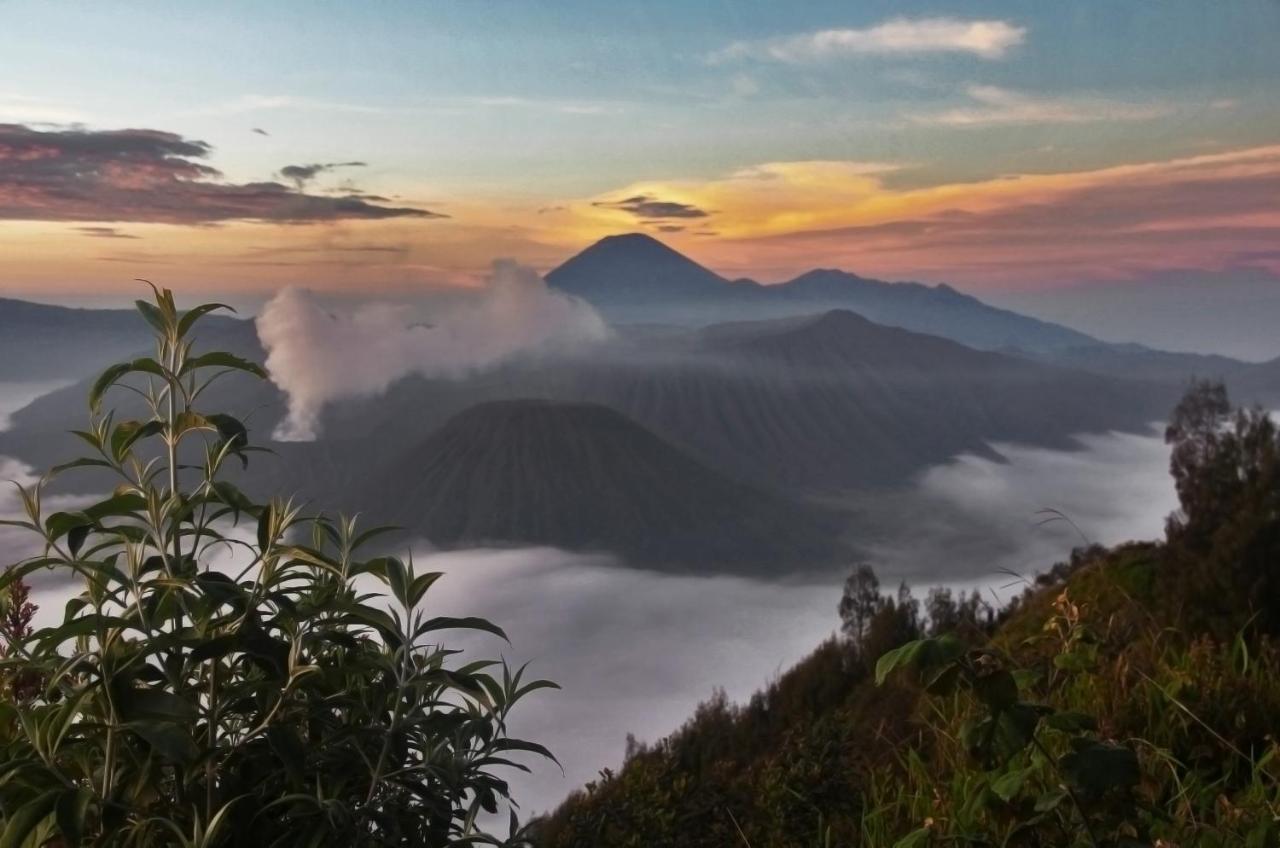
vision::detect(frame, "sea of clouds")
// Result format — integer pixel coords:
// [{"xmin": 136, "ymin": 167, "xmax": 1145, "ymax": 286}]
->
[{"xmin": 0, "ymin": 374, "xmax": 1178, "ymax": 816}]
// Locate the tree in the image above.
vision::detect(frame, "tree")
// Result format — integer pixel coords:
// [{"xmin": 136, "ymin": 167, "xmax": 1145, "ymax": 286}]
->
[
  {"xmin": 0, "ymin": 288, "xmax": 554, "ymax": 846},
  {"xmin": 1164, "ymin": 379, "xmax": 1280, "ymax": 631},
  {"xmin": 838, "ymin": 563, "xmax": 881, "ymax": 643}
]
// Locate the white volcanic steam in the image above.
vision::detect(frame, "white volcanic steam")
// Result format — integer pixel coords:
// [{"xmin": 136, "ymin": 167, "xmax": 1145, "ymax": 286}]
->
[{"xmin": 256, "ymin": 260, "xmax": 609, "ymax": 441}]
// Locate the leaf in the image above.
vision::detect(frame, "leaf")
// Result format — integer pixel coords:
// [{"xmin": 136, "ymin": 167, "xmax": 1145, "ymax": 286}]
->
[
  {"xmin": 1034, "ymin": 787, "xmax": 1070, "ymax": 813},
  {"xmin": 83, "ymin": 492, "xmax": 148, "ymax": 523},
  {"xmin": 491, "ymin": 738, "xmax": 560, "ymax": 766},
  {"xmin": 89, "ymin": 357, "xmax": 167, "ymax": 413},
  {"xmin": 44, "ymin": 510, "xmax": 93, "ymax": 543},
  {"xmin": 67, "ymin": 524, "xmax": 91, "ymax": 558},
  {"xmin": 973, "ymin": 667, "xmax": 1019, "ymax": 711},
  {"xmin": 1042, "ymin": 711, "xmax": 1098, "ymax": 734},
  {"xmin": 128, "ymin": 720, "xmax": 199, "ymax": 765},
  {"xmin": 408, "ymin": 571, "xmax": 443, "ymax": 608},
  {"xmin": 257, "ymin": 501, "xmax": 278, "ymax": 554},
  {"xmin": 180, "ymin": 351, "xmax": 267, "ymax": 379},
  {"xmin": 875, "ymin": 634, "xmax": 966, "ymax": 686},
  {"xmin": 177, "ymin": 302, "xmax": 235, "ymax": 338},
  {"xmin": 134, "ymin": 299, "xmax": 170, "ymax": 334},
  {"xmin": 110, "ymin": 419, "xmax": 164, "ymax": 461},
  {"xmin": 1060, "ymin": 741, "xmax": 1140, "ymax": 796},
  {"xmin": 990, "ymin": 766, "xmax": 1035, "ymax": 802},
  {"xmin": 120, "ymin": 688, "xmax": 199, "ymax": 722},
  {"xmin": 49, "ymin": 457, "xmax": 114, "ymax": 476},
  {"xmin": 54, "ymin": 787, "xmax": 93, "ymax": 846},
  {"xmin": 0, "ymin": 789, "xmax": 59, "ymax": 848},
  {"xmin": 963, "ymin": 703, "xmax": 1044, "ymax": 767},
  {"xmin": 416, "ymin": 616, "xmax": 508, "ymax": 643},
  {"xmin": 1053, "ymin": 644, "xmax": 1099, "ymax": 673},
  {"xmin": 892, "ymin": 828, "xmax": 931, "ymax": 848},
  {"xmin": 190, "ymin": 633, "xmax": 241, "ymax": 663}
]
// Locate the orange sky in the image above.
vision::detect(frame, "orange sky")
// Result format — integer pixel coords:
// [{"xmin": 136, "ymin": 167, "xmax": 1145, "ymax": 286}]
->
[{"xmin": 4, "ymin": 141, "xmax": 1279, "ymax": 300}]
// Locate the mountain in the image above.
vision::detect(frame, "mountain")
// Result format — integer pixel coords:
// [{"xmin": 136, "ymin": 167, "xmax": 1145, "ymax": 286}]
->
[
  {"xmin": 239, "ymin": 310, "xmax": 1174, "ymax": 500},
  {"xmin": 545, "ymin": 234, "xmax": 1096, "ymax": 352},
  {"xmin": 354, "ymin": 399, "xmax": 844, "ymax": 571},
  {"xmin": 544, "ymin": 233, "xmax": 727, "ymax": 303},
  {"xmin": 0, "ymin": 297, "xmax": 252, "ymax": 381}
]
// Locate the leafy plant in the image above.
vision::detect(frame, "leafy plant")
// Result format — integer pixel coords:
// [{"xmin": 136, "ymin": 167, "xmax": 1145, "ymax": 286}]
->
[
  {"xmin": 876, "ymin": 590, "xmax": 1144, "ymax": 847},
  {"xmin": 0, "ymin": 287, "xmax": 554, "ymax": 846}
]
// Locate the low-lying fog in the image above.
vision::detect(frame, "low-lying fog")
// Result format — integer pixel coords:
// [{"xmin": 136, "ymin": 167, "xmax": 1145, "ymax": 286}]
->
[
  {"xmin": 0, "ymin": 381, "xmax": 71, "ymax": 431},
  {"xmin": 1, "ymin": 375, "xmax": 1178, "ymax": 816}
]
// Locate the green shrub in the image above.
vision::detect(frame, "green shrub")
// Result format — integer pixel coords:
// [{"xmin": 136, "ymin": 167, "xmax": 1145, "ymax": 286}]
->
[{"xmin": 0, "ymin": 288, "xmax": 553, "ymax": 846}]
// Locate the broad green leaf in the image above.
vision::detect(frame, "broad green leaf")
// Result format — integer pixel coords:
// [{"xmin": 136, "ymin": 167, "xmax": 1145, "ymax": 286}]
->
[
  {"xmin": 875, "ymin": 634, "xmax": 965, "ymax": 686},
  {"xmin": 54, "ymin": 787, "xmax": 93, "ymax": 846},
  {"xmin": 128, "ymin": 720, "xmax": 200, "ymax": 765},
  {"xmin": 990, "ymin": 766, "xmax": 1035, "ymax": 802},
  {"xmin": 180, "ymin": 351, "xmax": 267, "ymax": 379},
  {"xmin": 1060, "ymin": 740, "xmax": 1140, "ymax": 796},
  {"xmin": 416, "ymin": 616, "xmax": 508, "ymax": 643},
  {"xmin": 0, "ymin": 789, "xmax": 59, "ymax": 848},
  {"xmin": 134, "ymin": 299, "xmax": 170, "ymax": 334},
  {"xmin": 89, "ymin": 357, "xmax": 167, "ymax": 413},
  {"xmin": 177, "ymin": 302, "xmax": 235, "ymax": 337}
]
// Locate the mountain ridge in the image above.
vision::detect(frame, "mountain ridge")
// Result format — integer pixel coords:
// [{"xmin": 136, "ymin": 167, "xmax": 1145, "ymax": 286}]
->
[{"xmin": 545, "ymin": 233, "xmax": 1097, "ymax": 352}]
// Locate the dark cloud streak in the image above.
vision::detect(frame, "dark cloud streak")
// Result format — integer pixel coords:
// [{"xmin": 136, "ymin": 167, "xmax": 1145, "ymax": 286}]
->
[
  {"xmin": 594, "ymin": 193, "xmax": 710, "ymax": 220},
  {"xmin": 279, "ymin": 160, "xmax": 366, "ymax": 188},
  {"xmin": 0, "ymin": 124, "xmax": 442, "ymax": 224},
  {"xmin": 74, "ymin": 226, "xmax": 139, "ymax": 239}
]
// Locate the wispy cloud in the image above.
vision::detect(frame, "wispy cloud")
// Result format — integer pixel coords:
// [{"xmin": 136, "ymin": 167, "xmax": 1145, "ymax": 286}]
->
[
  {"xmin": 73, "ymin": 226, "xmax": 139, "ymax": 239},
  {"xmin": 278, "ymin": 161, "xmax": 366, "ymax": 189},
  {"xmin": 0, "ymin": 123, "xmax": 443, "ymax": 224},
  {"xmin": 592, "ymin": 194, "xmax": 710, "ymax": 220},
  {"xmin": 0, "ymin": 93, "xmax": 90, "ymax": 125},
  {"xmin": 711, "ymin": 17, "xmax": 1026, "ymax": 64},
  {"xmin": 909, "ymin": 85, "xmax": 1172, "ymax": 127},
  {"xmin": 190, "ymin": 93, "xmax": 621, "ymax": 119},
  {"xmin": 576, "ymin": 146, "xmax": 1280, "ymax": 286},
  {"xmin": 459, "ymin": 96, "xmax": 621, "ymax": 116},
  {"xmin": 185, "ymin": 94, "xmax": 386, "ymax": 117}
]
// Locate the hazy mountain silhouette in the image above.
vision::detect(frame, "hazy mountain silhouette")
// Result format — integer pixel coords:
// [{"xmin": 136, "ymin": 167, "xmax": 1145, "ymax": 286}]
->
[
  {"xmin": 545, "ymin": 233, "xmax": 727, "ymax": 303},
  {"xmin": 0, "ymin": 297, "xmax": 252, "ymax": 381},
  {"xmin": 234, "ymin": 309, "xmax": 1175, "ymax": 499},
  {"xmin": 546, "ymin": 234, "xmax": 1096, "ymax": 352},
  {"xmin": 356, "ymin": 399, "xmax": 845, "ymax": 571}
]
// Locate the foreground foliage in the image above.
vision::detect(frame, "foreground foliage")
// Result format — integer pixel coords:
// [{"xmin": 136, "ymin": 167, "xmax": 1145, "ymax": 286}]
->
[
  {"xmin": 537, "ymin": 382, "xmax": 1280, "ymax": 847},
  {"xmin": 0, "ymin": 289, "xmax": 553, "ymax": 846}
]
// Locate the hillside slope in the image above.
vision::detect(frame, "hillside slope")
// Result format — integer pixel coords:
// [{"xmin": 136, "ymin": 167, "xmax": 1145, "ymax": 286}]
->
[{"xmin": 535, "ymin": 390, "xmax": 1280, "ymax": 845}]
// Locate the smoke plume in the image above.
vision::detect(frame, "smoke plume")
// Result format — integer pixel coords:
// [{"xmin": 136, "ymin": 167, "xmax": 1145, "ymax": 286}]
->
[{"xmin": 256, "ymin": 260, "xmax": 609, "ymax": 441}]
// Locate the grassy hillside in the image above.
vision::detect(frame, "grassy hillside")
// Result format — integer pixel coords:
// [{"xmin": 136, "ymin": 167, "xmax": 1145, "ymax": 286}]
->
[{"xmin": 535, "ymin": 383, "xmax": 1280, "ymax": 847}]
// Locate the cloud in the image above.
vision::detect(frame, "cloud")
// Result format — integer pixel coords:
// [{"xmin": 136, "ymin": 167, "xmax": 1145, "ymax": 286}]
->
[
  {"xmin": 256, "ymin": 260, "xmax": 609, "ymax": 440},
  {"xmin": 0, "ymin": 123, "xmax": 441, "ymax": 224},
  {"xmin": 73, "ymin": 225, "xmax": 139, "ymax": 239},
  {"xmin": 909, "ymin": 85, "xmax": 1172, "ymax": 127},
  {"xmin": 711, "ymin": 17, "xmax": 1026, "ymax": 63},
  {"xmin": 592, "ymin": 194, "xmax": 710, "ymax": 220},
  {"xmin": 186, "ymin": 94, "xmax": 385, "ymax": 116},
  {"xmin": 580, "ymin": 146, "xmax": 1280, "ymax": 286},
  {"xmin": 383, "ymin": 423, "xmax": 1174, "ymax": 813},
  {"xmin": 0, "ymin": 93, "xmax": 89, "ymax": 124},
  {"xmin": 278, "ymin": 160, "xmax": 366, "ymax": 189}
]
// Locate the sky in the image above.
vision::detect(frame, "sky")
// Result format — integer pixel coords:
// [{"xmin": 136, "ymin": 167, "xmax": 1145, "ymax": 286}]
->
[{"xmin": 1, "ymin": 0, "xmax": 1279, "ymax": 299}]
